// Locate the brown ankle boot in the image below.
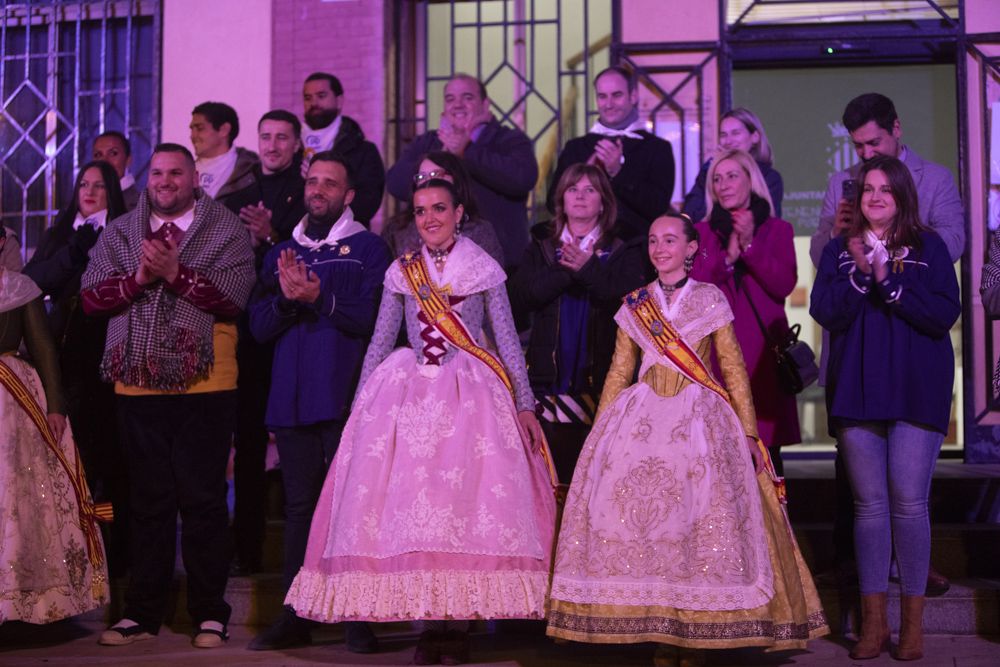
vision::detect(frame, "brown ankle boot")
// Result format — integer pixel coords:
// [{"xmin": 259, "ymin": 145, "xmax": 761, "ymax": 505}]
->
[
  {"xmin": 895, "ymin": 595, "xmax": 925, "ymax": 660},
  {"xmin": 850, "ymin": 592, "xmax": 890, "ymax": 659}
]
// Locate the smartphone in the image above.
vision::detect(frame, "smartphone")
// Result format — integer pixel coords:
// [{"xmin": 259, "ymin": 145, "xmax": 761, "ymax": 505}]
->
[{"xmin": 841, "ymin": 178, "xmax": 858, "ymax": 202}]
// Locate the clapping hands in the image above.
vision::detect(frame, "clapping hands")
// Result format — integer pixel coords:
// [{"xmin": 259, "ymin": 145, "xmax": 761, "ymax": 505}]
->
[
  {"xmin": 277, "ymin": 248, "xmax": 321, "ymax": 304},
  {"xmin": 136, "ymin": 237, "xmax": 179, "ymax": 285}
]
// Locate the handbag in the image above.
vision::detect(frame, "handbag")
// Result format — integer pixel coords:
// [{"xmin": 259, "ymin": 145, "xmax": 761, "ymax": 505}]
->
[{"xmin": 741, "ymin": 283, "xmax": 819, "ymax": 395}]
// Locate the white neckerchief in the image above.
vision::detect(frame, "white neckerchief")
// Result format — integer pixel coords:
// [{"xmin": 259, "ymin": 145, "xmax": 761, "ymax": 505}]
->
[
  {"xmin": 589, "ymin": 118, "xmax": 646, "ymax": 140},
  {"xmin": 120, "ymin": 172, "xmax": 135, "ymax": 191},
  {"xmin": 302, "ymin": 115, "xmax": 343, "ymax": 162},
  {"xmin": 559, "ymin": 223, "xmax": 601, "ymax": 252},
  {"xmin": 291, "ymin": 206, "xmax": 365, "ymax": 250},
  {"xmin": 73, "ymin": 208, "xmax": 109, "ymax": 231},
  {"xmin": 150, "ymin": 207, "xmax": 195, "ymax": 233},
  {"xmin": 864, "ymin": 229, "xmax": 891, "ymax": 266},
  {"xmin": 196, "ymin": 146, "xmax": 238, "ymax": 198}
]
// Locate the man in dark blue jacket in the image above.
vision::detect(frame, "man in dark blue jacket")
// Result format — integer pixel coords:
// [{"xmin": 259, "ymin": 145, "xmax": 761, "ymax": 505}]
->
[
  {"xmin": 386, "ymin": 73, "xmax": 538, "ymax": 269},
  {"xmin": 248, "ymin": 152, "xmax": 391, "ymax": 652}
]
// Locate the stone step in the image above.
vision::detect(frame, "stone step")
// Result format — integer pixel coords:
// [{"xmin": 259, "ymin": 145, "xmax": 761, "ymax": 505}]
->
[
  {"xmin": 793, "ymin": 523, "xmax": 1000, "ymax": 579},
  {"xmin": 782, "ymin": 460, "xmax": 1000, "ymax": 524},
  {"xmin": 818, "ymin": 578, "xmax": 1000, "ymax": 636}
]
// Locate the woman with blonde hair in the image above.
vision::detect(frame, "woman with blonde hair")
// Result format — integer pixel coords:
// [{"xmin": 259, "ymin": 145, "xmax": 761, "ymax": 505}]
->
[
  {"xmin": 682, "ymin": 107, "xmax": 783, "ymax": 222},
  {"xmin": 689, "ymin": 149, "xmax": 800, "ymax": 473}
]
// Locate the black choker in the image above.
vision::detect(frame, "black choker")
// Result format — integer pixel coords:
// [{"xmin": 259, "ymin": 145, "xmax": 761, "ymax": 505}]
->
[{"xmin": 657, "ymin": 276, "xmax": 688, "ymax": 302}]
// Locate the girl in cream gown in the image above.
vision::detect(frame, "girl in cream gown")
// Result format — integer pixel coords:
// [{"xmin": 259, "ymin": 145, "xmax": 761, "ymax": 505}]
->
[{"xmin": 546, "ymin": 214, "xmax": 827, "ymax": 665}]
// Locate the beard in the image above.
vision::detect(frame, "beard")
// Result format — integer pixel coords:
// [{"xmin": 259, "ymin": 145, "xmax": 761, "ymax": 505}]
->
[
  {"xmin": 307, "ymin": 197, "xmax": 344, "ymax": 225},
  {"xmin": 305, "ymin": 107, "xmax": 339, "ymax": 130}
]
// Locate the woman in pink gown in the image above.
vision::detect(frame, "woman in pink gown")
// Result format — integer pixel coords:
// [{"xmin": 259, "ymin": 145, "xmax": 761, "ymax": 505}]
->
[{"xmin": 285, "ymin": 179, "xmax": 556, "ymax": 665}]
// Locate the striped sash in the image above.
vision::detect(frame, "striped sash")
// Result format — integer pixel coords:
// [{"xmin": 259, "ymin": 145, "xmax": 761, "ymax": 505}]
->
[
  {"xmin": 399, "ymin": 252, "xmax": 513, "ymax": 393},
  {"xmin": 0, "ymin": 358, "xmax": 111, "ymax": 594}
]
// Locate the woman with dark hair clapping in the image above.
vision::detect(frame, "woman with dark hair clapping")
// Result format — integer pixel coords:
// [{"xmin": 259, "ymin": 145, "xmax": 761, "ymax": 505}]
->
[
  {"xmin": 811, "ymin": 155, "xmax": 959, "ymax": 661},
  {"xmin": 24, "ymin": 159, "xmax": 127, "ymax": 572},
  {"xmin": 510, "ymin": 163, "xmax": 649, "ymax": 481}
]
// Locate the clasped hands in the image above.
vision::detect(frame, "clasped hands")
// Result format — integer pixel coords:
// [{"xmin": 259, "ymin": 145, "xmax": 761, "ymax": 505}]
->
[
  {"xmin": 436, "ymin": 108, "xmax": 493, "ymax": 156},
  {"xmin": 725, "ymin": 209, "xmax": 755, "ymax": 266},
  {"xmin": 847, "ymin": 236, "xmax": 889, "ymax": 282},
  {"xmin": 558, "ymin": 241, "xmax": 594, "ymax": 272},
  {"xmin": 136, "ymin": 237, "xmax": 180, "ymax": 286},
  {"xmin": 240, "ymin": 202, "xmax": 274, "ymax": 247},
  {"xmin": 277, "ymin": 248, "xmax": 321, "ymax": 304},
  {"xmin": 585, "ymin": 138, "xmax": 624, "ymax": 177}
]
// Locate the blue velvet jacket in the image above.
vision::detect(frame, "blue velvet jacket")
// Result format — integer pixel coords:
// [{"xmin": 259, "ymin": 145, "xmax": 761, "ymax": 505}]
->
[
  {"xmin": 810, "ymin": 231, "xmax": 960, "ymax": 435},
  {"xmin": 249, "ymin": 230, "xmax": 391, "ymax": 428}
]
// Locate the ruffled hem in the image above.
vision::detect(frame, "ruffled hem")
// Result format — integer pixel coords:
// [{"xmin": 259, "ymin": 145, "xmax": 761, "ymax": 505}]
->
[{"xmin": 287, "ymin": 568, "xmax": 550, "ymax": 622}]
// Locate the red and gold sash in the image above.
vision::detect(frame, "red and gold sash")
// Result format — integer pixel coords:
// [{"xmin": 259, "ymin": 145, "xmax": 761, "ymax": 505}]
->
[
  {"xmin": 399, "ymin": 252, "xmax": 513, "ymax": 393},
  {"xmin": 624, "ymin": 287, "xmax": 787, "ymax": 505},
  {"xmin": 399, "ymin": 252, "xmax": 559, "ymax": 490},
  {"xmin": 0, "ymin": 358, "xmax": 111, "ymax": 593}
]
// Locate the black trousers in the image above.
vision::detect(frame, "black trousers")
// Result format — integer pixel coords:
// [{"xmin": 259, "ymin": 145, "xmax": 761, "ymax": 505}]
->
[
  {"xmin": 232, "ymin": 336, "xmax": 273, "ymax": 569},
  {"xmin": 117, "ymin": 391, "xmax": 236, "ymax": 630},
  {"xmin": 273, "ymin": 420, "xmax": 343, "ymax": 593}
]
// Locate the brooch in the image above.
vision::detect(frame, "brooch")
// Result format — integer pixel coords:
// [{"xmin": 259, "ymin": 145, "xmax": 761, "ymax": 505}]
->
[
  {"xmin": 339, "ymin": 245, "xmax": 351, "ymax": 255},
  {"xmin": 418, "ymin": 284, "xmax": 432, "ymax": 300},
  {"xmin": 651, "ymin": 320, "xmax": 664, "ymax": 335}
]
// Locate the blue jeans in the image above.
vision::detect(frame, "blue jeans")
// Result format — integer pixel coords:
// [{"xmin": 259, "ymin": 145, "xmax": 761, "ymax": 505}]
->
[{"xmin": 838, "ymin": 421, "xmax": 942, "ymax": 596}]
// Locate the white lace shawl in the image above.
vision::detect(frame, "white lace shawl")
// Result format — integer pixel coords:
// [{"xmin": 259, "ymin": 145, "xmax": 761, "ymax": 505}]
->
[
  {"xmin": 383, "ymin": 235, "xmax": 507, "ymax": 297},
  {"xmin": 614, "ymin": 279, "xmax": 733, "ymax": 381}
]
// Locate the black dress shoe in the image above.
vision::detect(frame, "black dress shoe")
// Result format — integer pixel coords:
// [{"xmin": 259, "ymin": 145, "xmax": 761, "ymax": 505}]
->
[
  {"xmin": 345, "ymin": 621, "xmax": 379, "ymax": 653},
  {"xmin": 413, "ymin": 630, "xmax": 442, "ymax": 665},
  {"xmin": 926, "ymin": 567, "xmax": 950, "ymax": 597},
  {"xmin": 247, "ymin": 610, "xmax": 311, "ymax": 651},
  {"xmin": 439, "ymin": 629, "xmax": 470, "ymax": 666},
  {"xmin": 230, "ymin": 557, "xmax": 261, "ymax": 577}
]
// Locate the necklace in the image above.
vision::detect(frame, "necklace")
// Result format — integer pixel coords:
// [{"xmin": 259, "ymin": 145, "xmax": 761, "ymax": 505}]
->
[
  {"xmin": 427, "ymin": 240, "xmax": 456, "ymax": 271},
  {"xmin": 657, "ymin": 276, "xmax": 688, "ymax": 304}
]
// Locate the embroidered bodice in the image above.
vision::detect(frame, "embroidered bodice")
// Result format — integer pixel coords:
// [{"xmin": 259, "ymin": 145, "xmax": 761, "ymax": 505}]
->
[
  {"xmin": 599, "ymin": 280, "xmax": 759, "ymax": 437},
  {"xmin": 360, "ymin": 238, "xmax": 535, "ymax": 412}
]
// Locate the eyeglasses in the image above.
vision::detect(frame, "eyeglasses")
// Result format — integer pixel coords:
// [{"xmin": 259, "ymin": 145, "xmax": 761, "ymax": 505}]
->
[{"xmin": 413, "ymin": 169, "xmax": 449, "ymax": 185}]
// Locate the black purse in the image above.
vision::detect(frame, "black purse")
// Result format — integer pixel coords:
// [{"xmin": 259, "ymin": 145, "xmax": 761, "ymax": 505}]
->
[{"xmin": 742, "ymin": 283, "xmax": 819, "ymax": 395}]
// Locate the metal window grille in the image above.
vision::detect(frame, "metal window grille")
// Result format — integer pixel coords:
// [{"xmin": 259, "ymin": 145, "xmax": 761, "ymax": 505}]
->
[
  {"xmin": 1, "ymin": 0, "xmax": 159, "ymax": 260},
  {"xmin": 389, "ymin": 0, "xmax": 615, "ymax": 220}
]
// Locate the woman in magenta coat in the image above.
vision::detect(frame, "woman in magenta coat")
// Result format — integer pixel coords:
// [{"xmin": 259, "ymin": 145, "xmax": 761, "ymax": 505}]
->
[{"xmin": 689, "ymin": 148, "xmax": 800, "ymax": 471}]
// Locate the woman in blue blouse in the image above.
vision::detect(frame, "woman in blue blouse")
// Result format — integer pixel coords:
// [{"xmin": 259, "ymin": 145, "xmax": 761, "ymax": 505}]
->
[{"xmin": 810, "ymin": 156, "xmax": 959, "ymax": 661}]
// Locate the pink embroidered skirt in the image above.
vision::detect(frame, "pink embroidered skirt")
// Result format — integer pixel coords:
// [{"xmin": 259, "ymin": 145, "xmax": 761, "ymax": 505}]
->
[{"xmin": 286, "ymin": 349, "xmax": 556, "ymax": 622}]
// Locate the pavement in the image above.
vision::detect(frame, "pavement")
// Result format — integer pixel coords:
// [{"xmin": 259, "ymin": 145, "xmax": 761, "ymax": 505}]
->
[{"xmin": 1, "ymin": 619, "xmax": 999, "ymax": 666}]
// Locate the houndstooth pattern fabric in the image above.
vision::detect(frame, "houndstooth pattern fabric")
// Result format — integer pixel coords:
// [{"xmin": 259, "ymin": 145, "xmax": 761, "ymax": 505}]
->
[{"xmin": 82, "ymin": 190, "xmax": 255, "ymax": 391}]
